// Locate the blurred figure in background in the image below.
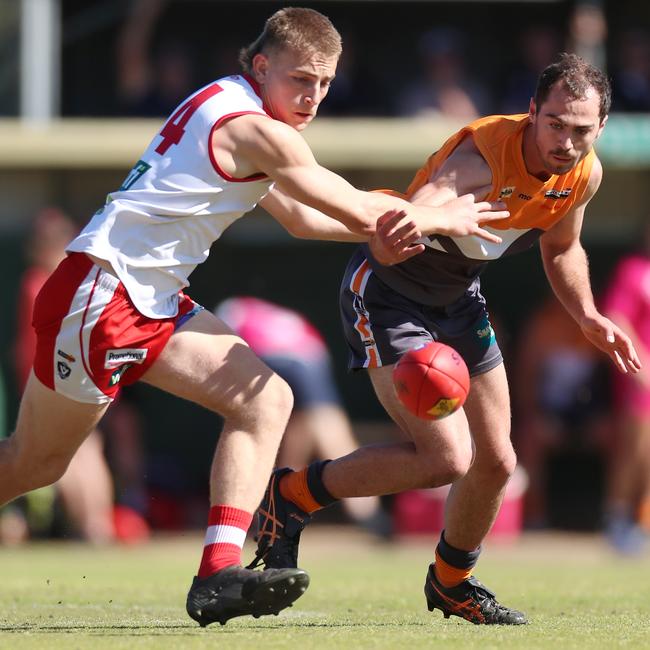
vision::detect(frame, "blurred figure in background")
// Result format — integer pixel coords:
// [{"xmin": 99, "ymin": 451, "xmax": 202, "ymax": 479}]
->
[
  {"xmin": 3, "ymin": 207, "xmax": 116, "ymax": 545},
  {"xmin": 501, "ymin": 25, "xmax": 561, "ymax": 114},
  {"xmin": 513, "ymin": 294, "xmax": 611, "ymax": 529},
  {"xmin": 601, "ymin": 222, "xmax": 650, "ymax": 553},
  {"xmin": 567, "ymin": 1, "xmax": 607, "ymax": 70},
  {"xmin": 396, "ymin": 27, "xmax": 491, "ymax": 121},
  {"xmin": 115, "ymin": 0, "xmax": 196, "ymax": 116},
  {"xmin": 215, "ymin": 296, "xmax": 391, "ymax": 538},
  {"xmin": 314, "ymin": 31, "xmax": 388, "ymax": 116},
  {"xmin": 611, "ymin": 29, "xmax": 650, "ymax": 112}
]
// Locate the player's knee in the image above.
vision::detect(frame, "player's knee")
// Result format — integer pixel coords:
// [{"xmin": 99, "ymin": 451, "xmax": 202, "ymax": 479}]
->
[
  {"xmin": 420, "ymin": 442, "xmax": 471, "ymax": 487},
  {"xmin": 473, "ymin": 445, "xmax": 517, "ymax": 484},
  {"xmin": 34, "ymin": 461, "xmax": 69, "ymax": 489},
  {"xmin": 229, "ymin": 373, "xmax": 294, "ymax": 433},
  {"xmin": 259, "ymin": 374, "xmax": 294, "ymax": 427},
  {"xmin": 441, "ymin": 448, "xmax": 472, "ymax": 484},
  {"xmin": 13, "ymin": 452, "xmax": 70, "ymax": 492}
]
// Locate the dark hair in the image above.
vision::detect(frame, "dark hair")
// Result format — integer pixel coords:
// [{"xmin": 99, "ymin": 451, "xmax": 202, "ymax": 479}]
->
[
  {"xmin": 534, "ymin": 52, "xmax": 611, "ymax": 120},
  {"xmin": 239, "ymin": 7, "xmax": 342, "ymax": 74}
]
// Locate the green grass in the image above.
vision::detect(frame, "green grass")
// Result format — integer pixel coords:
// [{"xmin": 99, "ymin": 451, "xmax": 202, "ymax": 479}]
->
[{"xmin": 0, "ymin": 529, "xmax": 649, "ymax": 649}]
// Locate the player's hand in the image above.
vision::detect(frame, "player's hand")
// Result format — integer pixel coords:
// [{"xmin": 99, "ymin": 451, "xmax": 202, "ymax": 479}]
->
[
  {"xmin": 579, "ymin": 312, "xmax": 642, "ymax": 374},
  {"xmin": 369, "ymin": 209, "xmax": 425, "ymax": 266},
  {"xmin": 437, "ymin": 192, "xmax": 510, "ymax": 244}
]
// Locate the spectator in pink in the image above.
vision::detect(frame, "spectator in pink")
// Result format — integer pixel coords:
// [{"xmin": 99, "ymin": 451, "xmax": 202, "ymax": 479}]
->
[{"xmin": 602, "ymin": 223, "xmax": 650, "ymax": 553}]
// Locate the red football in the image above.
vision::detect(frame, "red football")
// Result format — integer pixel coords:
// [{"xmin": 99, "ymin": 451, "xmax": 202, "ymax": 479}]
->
[{"xmin": 392, "ymin": 342, "xmax": 470, "ymax": 420}]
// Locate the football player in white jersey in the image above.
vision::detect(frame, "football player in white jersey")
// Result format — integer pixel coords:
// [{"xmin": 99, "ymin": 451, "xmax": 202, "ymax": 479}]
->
[{"xmin": 2, "ymin": 7, "xmax": 509, "ymax": 627}]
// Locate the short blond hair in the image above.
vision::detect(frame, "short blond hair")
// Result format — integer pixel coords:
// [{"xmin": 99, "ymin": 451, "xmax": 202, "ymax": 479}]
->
[{"xmin": 239, "ymin": 7, "xmax": 342, "ymax": 74}]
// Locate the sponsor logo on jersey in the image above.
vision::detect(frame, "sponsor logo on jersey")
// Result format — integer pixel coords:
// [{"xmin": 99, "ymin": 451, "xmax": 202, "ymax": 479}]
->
[
  {"xmin": 104, "ymin": 349, "xmax": 148, "ymax": 369},
  {"xmin": 57, "ymin": 349, "xmax": 76, "ymax": 363},
  {"xmin": 518, "ymin": 192, "xmax": 532, "ymax": 200},
  {"xmin": 499, "ymin": 186, "xmax": 515, "ymax": 199},
  {"xmin": 544, "ymin": 188, "xmax": 572, "ymax": 199},
  {"xmin": 109, "ymin": 363, "xmax": 133, "ymax": 386},
  {"xmin": 57, "ymin": 361, "xmax": 71, "ymax": 380},
  {"xmin": 120, "ymin": 160, "xmax": 152, "ymax": 191}
]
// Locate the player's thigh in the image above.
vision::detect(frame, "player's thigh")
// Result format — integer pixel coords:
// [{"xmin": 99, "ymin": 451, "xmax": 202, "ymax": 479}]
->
[
  {"xmin": 463, "ymin": 362, "xmax": 512, "ymax": 457},
  {"xmin": 12, "ymin": 372, "xmax": 109, "ymax": 471},
  {"xmin": 140, "ymin": 309, "xmax": 292, "ymax": 419},
  {"xmin": 369, "ymin": 364, "xmax": 472, "ymax": 458}
]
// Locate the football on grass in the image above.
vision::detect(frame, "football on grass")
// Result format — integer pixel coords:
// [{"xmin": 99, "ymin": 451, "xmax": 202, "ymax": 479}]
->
[{"xmin": 392, "ymin": 341, "xmax": 470, "ymax": 420}]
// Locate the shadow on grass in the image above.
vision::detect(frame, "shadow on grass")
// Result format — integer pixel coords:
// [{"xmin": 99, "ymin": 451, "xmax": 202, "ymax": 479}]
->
[{"xmin": 0, "ymin": 619, "xmax": 433, "ymax": 634}]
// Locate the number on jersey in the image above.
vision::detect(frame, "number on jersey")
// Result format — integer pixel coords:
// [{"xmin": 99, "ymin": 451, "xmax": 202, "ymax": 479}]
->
[{"xmin": 155, "ymin": 83, "xmax": 223, "ymax": 155}]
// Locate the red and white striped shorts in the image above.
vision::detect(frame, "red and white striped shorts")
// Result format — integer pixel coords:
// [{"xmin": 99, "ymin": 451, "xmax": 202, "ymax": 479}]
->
[{"xmin": 32, "ymin": 252, "xmax": 202, "ymax": 404}]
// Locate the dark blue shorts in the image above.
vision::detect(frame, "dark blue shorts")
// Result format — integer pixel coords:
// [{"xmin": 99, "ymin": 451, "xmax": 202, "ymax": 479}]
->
[
  {"xmin": 261, "ymin": 354, "xmax": 341, "ymax": 410},
  {"xmin": 339, "ymin": 248, "xmax": 503, "ymax": 377}
]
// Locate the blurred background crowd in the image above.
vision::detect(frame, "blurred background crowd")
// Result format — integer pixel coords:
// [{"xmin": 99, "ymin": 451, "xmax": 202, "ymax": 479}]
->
[
  {"xmin": 1, "ymin": 0, "xmax": 650, "ymax": 118},
  {"xmin": 0, "ymin": 0, "xmax": 649, "ymax": 554}
]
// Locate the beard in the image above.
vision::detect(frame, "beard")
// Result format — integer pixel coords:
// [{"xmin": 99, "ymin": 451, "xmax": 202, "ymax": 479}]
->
[{"xmin": 537, "ymin": 140, "xmax": 581, "ymax": 175}]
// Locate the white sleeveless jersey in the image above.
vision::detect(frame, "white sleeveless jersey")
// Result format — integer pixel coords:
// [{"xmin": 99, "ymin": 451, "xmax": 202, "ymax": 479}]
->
[{"xmin": 67, "ymin": 75, "xmax": 274, "ymax": 318}]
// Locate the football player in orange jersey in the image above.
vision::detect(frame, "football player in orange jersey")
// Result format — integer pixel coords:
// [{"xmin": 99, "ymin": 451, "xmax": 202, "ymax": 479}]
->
[{"xmin": 252, "ymin": 53, "xmax": 641, "ymax": 625}]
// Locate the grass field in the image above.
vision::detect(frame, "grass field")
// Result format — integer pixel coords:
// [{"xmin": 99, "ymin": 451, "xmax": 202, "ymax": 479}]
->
[{"xmin": 1, "ymin": 527, "xmax": 649, "ymax": 649}]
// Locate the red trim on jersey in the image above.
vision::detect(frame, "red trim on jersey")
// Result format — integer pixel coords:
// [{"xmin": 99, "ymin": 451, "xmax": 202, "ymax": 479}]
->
[
  {"xmin": 208, "ymin": 111, "xmax": 271, "ymax": 182},
  {"xmin": 242, "ymin": 73, "xmax": 274, "ymax": 117}
]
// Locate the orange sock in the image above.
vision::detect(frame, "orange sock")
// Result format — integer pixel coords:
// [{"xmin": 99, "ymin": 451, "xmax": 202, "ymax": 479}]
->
[
  {"xmin": 434, "ymin": 548, "xmax": 474, "ymax": 587},
  {"xmin": 279, "ymin": 468, "xmax": 324, "ymax": 514}
]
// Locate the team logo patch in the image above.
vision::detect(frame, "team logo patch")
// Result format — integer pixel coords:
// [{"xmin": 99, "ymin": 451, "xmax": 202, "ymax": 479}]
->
[
  {"xmin": 109, "ymin": 363, "xmax": 133, "ymax": 386},
  {"xmin": 105, "ymin": 349, "xmax": 148, "ymax": 369},
  {"xmin": 57, "ymin": 361, "xmax": 72, "ymax": 380},
  {"xmin": 499, "ymin": 186, "xmax": 515, "ymax": 199},
  {"xmin": 544, "ymin": 188, "xmax": 572, "ymax": 199}
]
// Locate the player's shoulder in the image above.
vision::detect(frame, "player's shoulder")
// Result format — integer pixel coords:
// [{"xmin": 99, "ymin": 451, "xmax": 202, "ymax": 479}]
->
[
  {"xmin": 445, "ymin": 136, "xmax": 492, "ymax": 177},
  {"xmin": 467, "ymin": 112, "xmax": 527, "ymax": 135},
  {"xmin": 459, "ymin": 113, "xmax": 525, "ymax": 153},
  {"xmin": 585, "ymin": 153, "xmax": 603, "ymax": 195},
  {"xmin": 224, "ymin": 111, "xmax": 293, "ymax": 148}
]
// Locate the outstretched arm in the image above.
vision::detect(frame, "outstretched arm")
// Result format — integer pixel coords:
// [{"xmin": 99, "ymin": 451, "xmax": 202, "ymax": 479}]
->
[
  {"xmin": 407, "ymin": 134, "xmax": 507, "ymax": 240},
  {"xmin": 223, "ymin": 115, "xmax": 508, "ymax": 240},
  {"xmin": 367, "ymin": 134, "xmax": 507, "ymax": 263},
  {"xmin": 259, "ymin": 187, "xmax": 369, "ymax": 242},
  {"xmin": 260, "ymin": 187, "xmax": 425, "ymax": 265},
  {"xmin": 539, "ymin": 158, "xmax": 641, "ymax": 374}
]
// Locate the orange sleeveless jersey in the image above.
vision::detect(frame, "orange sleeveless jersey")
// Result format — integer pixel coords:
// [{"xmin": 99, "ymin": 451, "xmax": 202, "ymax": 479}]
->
[{"xmin": 406, "ymin": 113, "xmax": 595, "ymax": 233}]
